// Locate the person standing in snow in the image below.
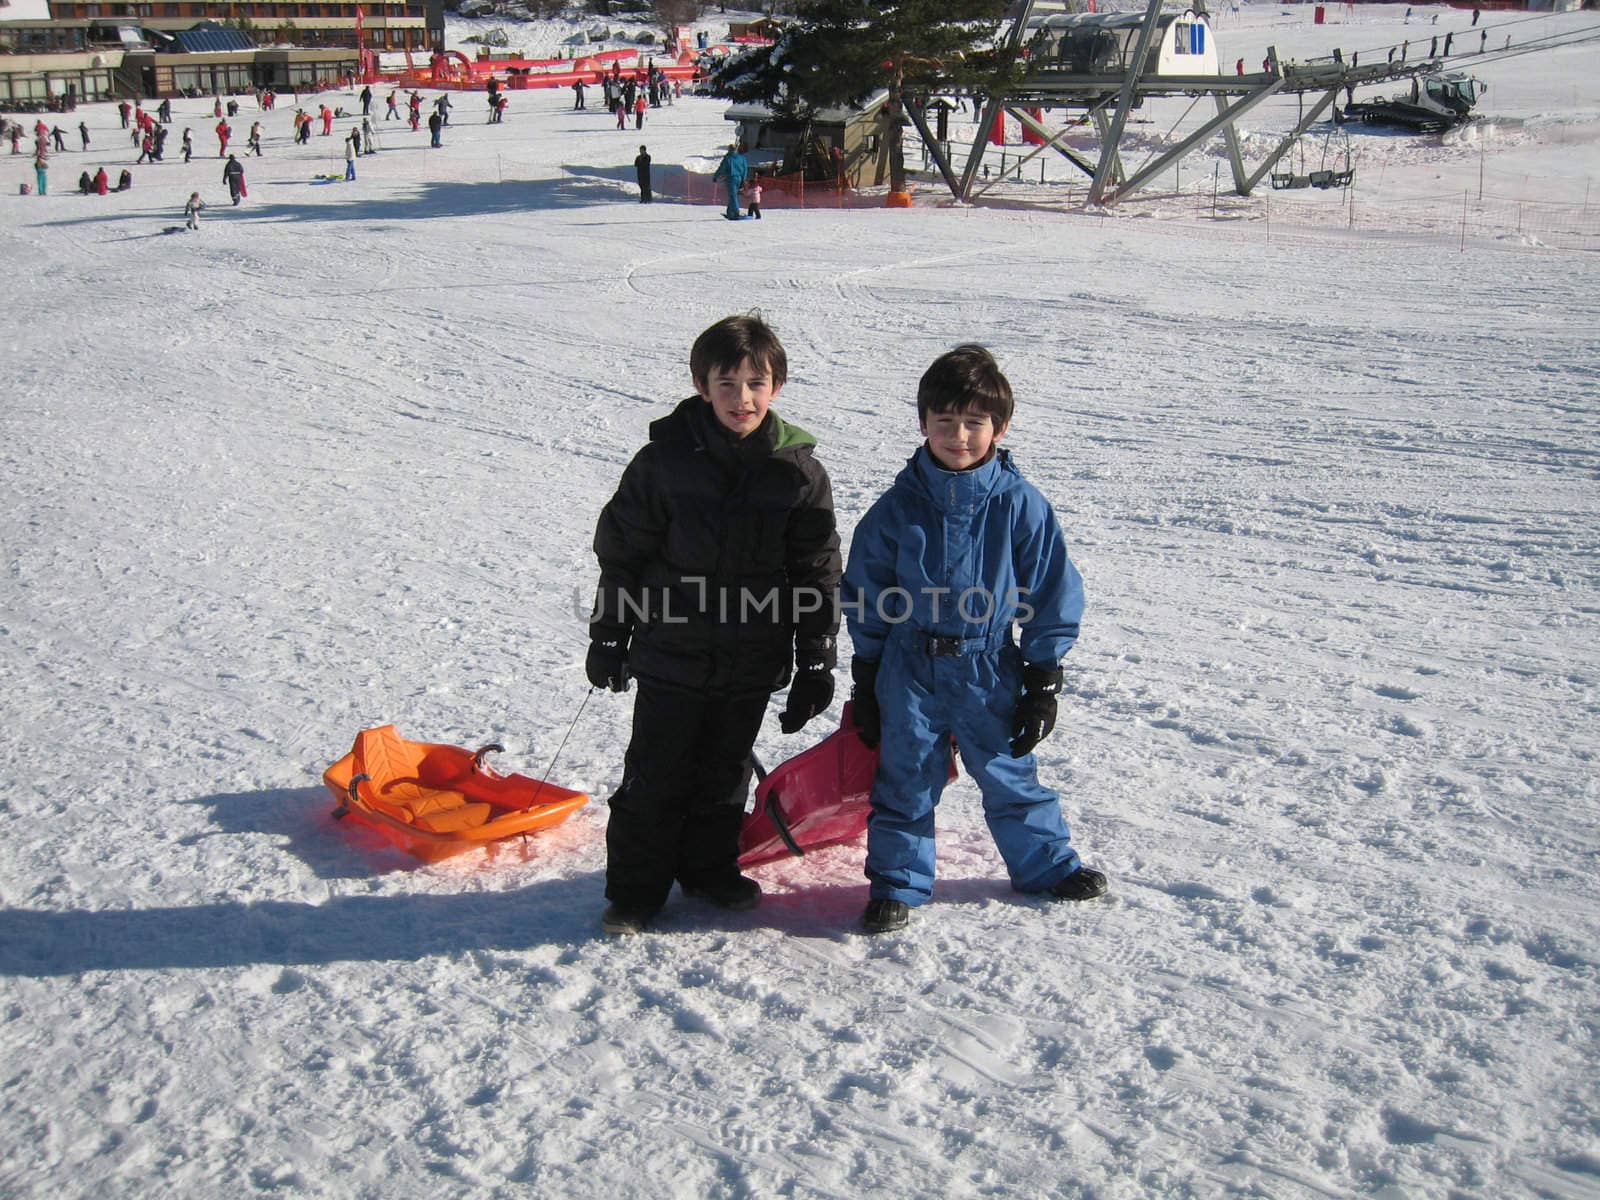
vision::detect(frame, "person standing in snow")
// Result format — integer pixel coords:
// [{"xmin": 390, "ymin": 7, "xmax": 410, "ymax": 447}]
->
[
  {"xmin": 216, "ymin": 117, "xmax": 231, "ymax": 156},
  {"xmin": 344, "ymin": 132, "xmax": 357, "ymax": 180},
  {"xmin": 427, "ymin": 109, "xmax": 443, "ymax": 148},
  {"xmin": 79, "ymin": 121, "xmax": 90, "ymax": 151},
  {"xmin": 712, "ymin": 142, "xmax": 747, "ymax": 221},
  {"xmin": 223, "ymin": 153, "xmax": 246, "ymax": 204},
  {"xmin": 184, "ymin": 191, "xmax": 204, "ymax": 230},
  {"xmin": 587, "ymin": 314, "xmax": 841, "ymax": 936},
  {"xmin": 33, "ymin": 145, "xmax": 47, "ymax": 195},
  {"xmin": 572, "ymin": 78, "xmax": 587, "ymax": 110},
  {"xmin": 745, "ymin": 178, "xmax": 762, "ymax": 220},
  {"xmin": 841, "ymin": 344, "xmax": 1107, "ymax": 934},
  {"xmin": 360, "ymin": 85, "xmax": 372, "ymax": 116},
  {"xmin": 634, "ymin": 144, "xmax": 652, "ymax": 203}
]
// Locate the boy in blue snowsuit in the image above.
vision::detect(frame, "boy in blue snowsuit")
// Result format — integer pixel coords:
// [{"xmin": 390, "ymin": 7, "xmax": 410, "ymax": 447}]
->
[{"xmin": 842, "ymin": 345, "xmax": 1107, "ymax": 934}]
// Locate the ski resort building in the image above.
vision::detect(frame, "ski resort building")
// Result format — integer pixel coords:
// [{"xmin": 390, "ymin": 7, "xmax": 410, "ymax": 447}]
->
[
  {"xmin": 0, "ymin": 0, "xmax": 441, "ymax": 105},
  {"xmin": 1024, "ymin": 7, "xmax": 1218, "ymax": 80},
  {"xmin": 723, "ymin": 91, "xmax": 893, "ymax": 185}
]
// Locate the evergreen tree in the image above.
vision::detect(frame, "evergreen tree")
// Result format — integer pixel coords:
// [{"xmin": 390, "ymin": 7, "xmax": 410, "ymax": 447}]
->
[{"xmin": 708, "ymin": 0, "xmax": 1011, "ymax": 192}]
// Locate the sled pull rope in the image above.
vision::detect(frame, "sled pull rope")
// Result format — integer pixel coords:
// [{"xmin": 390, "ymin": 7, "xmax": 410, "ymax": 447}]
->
[{"xmin": 521, "ymin": 690, "xmax": 594, "ymax": 813}]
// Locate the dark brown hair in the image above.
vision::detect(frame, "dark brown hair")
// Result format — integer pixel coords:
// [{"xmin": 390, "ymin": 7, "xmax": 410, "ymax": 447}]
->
[
  {"xmin": 916, "ymin": 344, "xmax": 1014, "ymax": 426},
  {"xmin": 690, "ymin": 313, "xmax": 788, "ymax": 389}
]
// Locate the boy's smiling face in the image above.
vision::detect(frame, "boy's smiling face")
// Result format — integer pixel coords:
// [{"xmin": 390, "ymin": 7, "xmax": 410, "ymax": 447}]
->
[
  {"xmin": 697, "ymin": 357, "xmax": 781, "ymax": 438},
  {"xmin": 921, "ymin": 406, "xmax": 1007, "ymax": 471}
]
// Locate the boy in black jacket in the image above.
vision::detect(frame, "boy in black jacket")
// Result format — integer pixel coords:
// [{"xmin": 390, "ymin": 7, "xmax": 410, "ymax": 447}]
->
[{"xmin": 589, "ymin": 314, "xmax": 841, "ymax": 935}]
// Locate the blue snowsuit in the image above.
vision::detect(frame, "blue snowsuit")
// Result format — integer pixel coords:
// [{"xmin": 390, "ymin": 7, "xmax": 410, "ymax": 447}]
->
[
  {"xmin": 712, "ymin": 147, "xmax": 747, "ymax": 220},
  {"xmin": 843, "ymin": 446, "xmax": 1085, "ymax": 907}
]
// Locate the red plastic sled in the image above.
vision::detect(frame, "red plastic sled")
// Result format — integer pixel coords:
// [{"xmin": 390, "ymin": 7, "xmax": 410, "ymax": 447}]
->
[
  {"xmin": 323, "ymin": 724, "xmax": 588, "ymax": 862},
  {"xmin": 738, "ymin": 704, "xmax": 956, "ymax": 868}
]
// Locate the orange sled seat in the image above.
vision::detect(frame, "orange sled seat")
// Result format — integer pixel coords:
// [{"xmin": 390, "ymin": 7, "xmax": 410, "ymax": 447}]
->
[{"xmin": 323, "ymin": 724, "xmax": 588, "ymax": 861}]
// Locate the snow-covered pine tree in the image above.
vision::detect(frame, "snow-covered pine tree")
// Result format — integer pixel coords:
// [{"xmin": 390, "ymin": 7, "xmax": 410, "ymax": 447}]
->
[{"xmin": 708, "ymin": 0, "xmax": 1013, "ymax": 193}]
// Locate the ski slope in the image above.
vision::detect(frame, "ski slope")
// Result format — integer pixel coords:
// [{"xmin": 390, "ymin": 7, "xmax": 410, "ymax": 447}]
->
[{"xmin": 1, "ymin": 5, "xmax": 1597, "ymax": 1197}]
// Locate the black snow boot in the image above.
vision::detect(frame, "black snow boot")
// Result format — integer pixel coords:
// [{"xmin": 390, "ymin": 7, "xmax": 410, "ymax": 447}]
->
[
  {"xmin": 1049, "ymin": 866, "xmax": 1109, "ymax": 902},
  {"xmin": 601, "ymin": 903, "xmax": 655, "ymax": 936},
  {"xmin": 861, "ymin": 898, "xmax": 910, "ymax": 934},
  {"xmin": 681, "ymin": 874, "xmax": 761, "ymax": 911}
]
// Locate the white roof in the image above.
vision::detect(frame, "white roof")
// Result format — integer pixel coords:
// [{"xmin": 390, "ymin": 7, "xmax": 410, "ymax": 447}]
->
[
  {"xmin": 724, "ymin": 89, "xmax": 888, "ymax": 126},
  {"xmin": 0, "ymin": 0, "xmax": 53, "ymax": 21}
]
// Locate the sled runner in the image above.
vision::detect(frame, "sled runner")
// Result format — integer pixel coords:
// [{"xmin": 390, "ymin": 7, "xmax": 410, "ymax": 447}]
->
[
  {"xmin": 324, "ymin": 724, "xmax": 588, "ymax": 861},
  {"xmin": 738, "ymin": 704, "xmax": 956, "ymax": 867}
]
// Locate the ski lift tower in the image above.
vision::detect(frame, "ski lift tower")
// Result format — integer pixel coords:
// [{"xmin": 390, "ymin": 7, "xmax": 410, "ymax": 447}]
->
[{"xmin": 910, "ymin": 0, "xmax": 1446, "ymax": 206}]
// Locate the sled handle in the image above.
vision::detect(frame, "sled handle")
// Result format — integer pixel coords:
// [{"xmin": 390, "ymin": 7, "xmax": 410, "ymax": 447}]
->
[
  {"xmin": 745, "ymin": 753, "xmax": 803, "ymax": 856},
  {"xmin": 764, "ymin": 793, "xmax": 806, "ymax": 859},
  {"xmin": 335, "ymin": 772, "xmax": 371, "ymax": 819},
  {"xmin": 472, "ymin": 743, "xmax": 504, "ymax": 772}
]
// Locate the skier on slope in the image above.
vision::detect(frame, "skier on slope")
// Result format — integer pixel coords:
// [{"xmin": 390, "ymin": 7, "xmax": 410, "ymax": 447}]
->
[{"xmin": 712, "ymin": 142, "xmax": 747, "ymax": 221}]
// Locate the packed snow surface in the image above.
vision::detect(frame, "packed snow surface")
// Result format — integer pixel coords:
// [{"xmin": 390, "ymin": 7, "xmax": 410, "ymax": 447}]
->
[{"xmin": 2, "ymin": 5, "xmax": 1598, "ymax": 1198}]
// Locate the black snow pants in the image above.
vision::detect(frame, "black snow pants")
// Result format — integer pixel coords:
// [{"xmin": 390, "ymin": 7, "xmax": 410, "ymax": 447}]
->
[{"xmin": 605, "ymin": 682, "xmax": 769, "ymax": 913}]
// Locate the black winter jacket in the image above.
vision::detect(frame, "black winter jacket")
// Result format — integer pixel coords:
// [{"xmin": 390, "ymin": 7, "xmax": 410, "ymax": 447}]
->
[{"xmin": 592, "ymin": 397, "xmax": 840, "ymax": 695}]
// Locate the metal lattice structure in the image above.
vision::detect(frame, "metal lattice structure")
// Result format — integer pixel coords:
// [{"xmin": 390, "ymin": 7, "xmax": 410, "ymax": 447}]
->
[{"xmin": 914, "ymin": 0, "xmax": 1465, "ymax": 206}]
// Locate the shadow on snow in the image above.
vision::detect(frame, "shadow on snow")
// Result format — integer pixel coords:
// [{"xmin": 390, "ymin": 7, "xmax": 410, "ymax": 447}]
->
[
  {"xmin": 42, "ymin": 161, "xmax": 699, "ymax": 234},
  {"xmin": 0, "ymin": 782, "xmax": 1030, "ymax": 976}
]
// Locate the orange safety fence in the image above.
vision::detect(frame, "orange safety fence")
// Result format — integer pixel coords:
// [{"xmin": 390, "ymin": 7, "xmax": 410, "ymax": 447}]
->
[
  {"xmin": 680, "ymin": 167, "xmax": 887, "ymax": 211},
  {"xmin": 383, "ymin": 49, "xmax": 701, "ymax": 93}
]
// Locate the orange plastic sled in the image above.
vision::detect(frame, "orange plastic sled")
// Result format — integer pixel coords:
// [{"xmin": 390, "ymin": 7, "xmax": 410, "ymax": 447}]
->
[{"xmin": 323, "ymin": 724, "xmax": 589, "ymax": 861}]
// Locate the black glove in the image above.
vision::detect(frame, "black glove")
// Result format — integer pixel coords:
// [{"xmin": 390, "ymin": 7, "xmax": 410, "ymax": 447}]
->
[
  {"xmin": 779, "ymin": 657, "xmax": 834, "ymax": 734},
  {"xmin": 849, "ymin": 658, "xmax": 881, "ymax": 750},
  {"xmin": 1010, "ymin": 663, "xmax": 1063, "ymax": 758},
  {"xmin": 585, "ymin": 627, "xmax": 631, "ymax": 693}
]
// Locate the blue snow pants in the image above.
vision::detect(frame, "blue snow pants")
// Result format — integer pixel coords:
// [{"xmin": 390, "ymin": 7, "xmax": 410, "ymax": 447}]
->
[{"xmin": 865, "ymin": 631, "xmax": 1080, "ymax": 907}]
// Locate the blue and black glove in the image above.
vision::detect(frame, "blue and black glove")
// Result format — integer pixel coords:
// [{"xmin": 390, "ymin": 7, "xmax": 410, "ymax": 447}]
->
[
  {"xmin": 585, "ymin": 625, "xmax": 631, "ymax": 693},
  {"xmin": 1010, "ymin": 663, "xmax": 1063, "ymax": 758},
  {"xmin": 848, "ymin": 657, "xmax": 881, "ymax": 750},
  {"xmin": 779, "ymin": 654, "xmax": 834, "ymax": 734}
]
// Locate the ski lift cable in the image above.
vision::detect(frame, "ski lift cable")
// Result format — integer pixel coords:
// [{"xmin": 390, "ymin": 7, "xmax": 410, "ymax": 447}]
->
[
  {"xmin": 1338, "ymin": 10, "xmax": 1598, "ymax": 63},
  {"xmin": 1430, "ymin": 26, "xmax": 1600, "ymax": 80}
]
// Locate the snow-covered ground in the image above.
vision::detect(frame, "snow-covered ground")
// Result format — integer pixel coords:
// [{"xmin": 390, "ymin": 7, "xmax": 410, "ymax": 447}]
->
[{"xmin": 2, "ymin": 5, "xmax": 1598, "ymax": 1197}]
